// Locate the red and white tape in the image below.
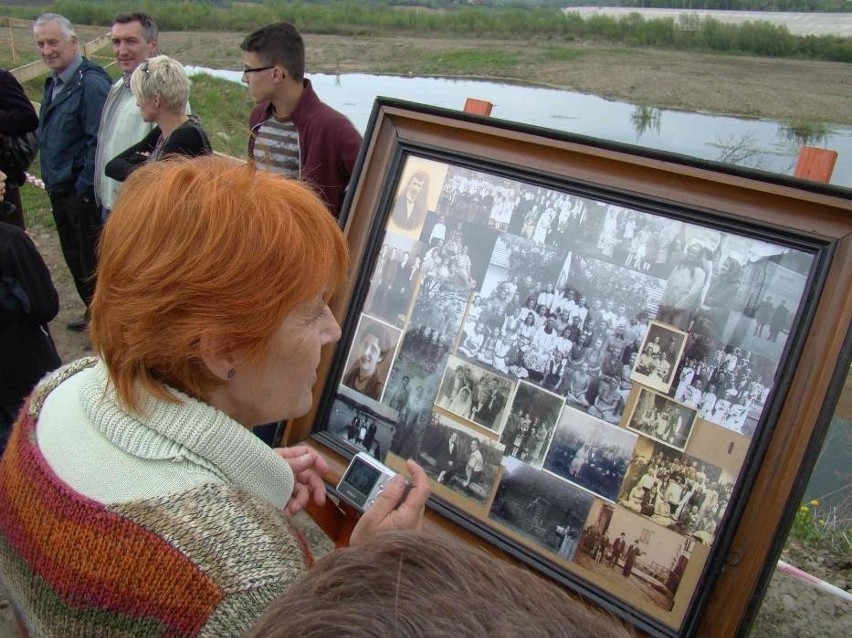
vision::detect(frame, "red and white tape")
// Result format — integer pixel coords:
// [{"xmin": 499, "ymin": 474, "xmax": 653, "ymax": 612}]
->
[{"xmin": 776, "ymin": 559, "xmax": 852, "ymax": 602}]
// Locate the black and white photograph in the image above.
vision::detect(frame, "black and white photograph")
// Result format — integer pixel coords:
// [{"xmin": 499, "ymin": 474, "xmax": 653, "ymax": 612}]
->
[
  {"xmin": 626, "ymin": 388, "xmax": 697, "ymax": 452},
  {"xmin": 670, "ymin": 343, "xmax": 775, "ymax": 437},
  {"xmin": 657, "ymin": 232, "xmax": 812, "ymax": 364},
  {"xmin": 326, "ymin": 384, "xmax": 399, "ymax": 462},
  {"xmin": 340, "ymin": 315, "xmax": 401, "ymax": 403},
  {"xmin": 395, "ymin": 276, "xmax": 470, "ymax": 375},
  {"xmin": 455, "ymin": 234, "xmax": 572, "ymax": 382},
  {"xmin": 386, "ymin": 156, "xmax": 448, "ymax": 239},
  {"xmin": 499, "ymin": 382, "xmax": 564, "ymax": 467},
  {"xmin": 574, "ymin": 502, "xmax": 699, "ymax": 613},
  {"xmin": 417, "ymin": 213, "xmax": 499, "ymax": 291},
  {"xmin": 433, "ymin": 165, "xmax": 521, "ymax": 231},
  {"xmin": 364, "ymin": 234, "xmax": 424, "ymax": 327},
  {"xmin": 550, "ymin": 254, "xmax": 662, "ymax": 416},
  {"xmin": 578, "ymin": 206, "xmax": 687, "ymax": 279},
  {"xmin": 489, "ymin": 456, "xmax": 595, "ymax": 560},
  {"xmin": 434, "ymin": 355, "xmax": 513, "ymax": 432},
  {"xmin": 384, "ymin": 358, "xmax": 442, "ymax": 460},
  {"xmin": 543, "ymin": 406, "xmax": 638, "ymax": 502},
  {"xmin": 617, "ymin": 438, "xmax": 735, "ymax": 545},
  {"xmin": 630, "ymin": 321, "xmax": 687, "ymax": 394},
  {"xmin": 417, "ymin": 414, "xmax": 505, "ymax": 503}
]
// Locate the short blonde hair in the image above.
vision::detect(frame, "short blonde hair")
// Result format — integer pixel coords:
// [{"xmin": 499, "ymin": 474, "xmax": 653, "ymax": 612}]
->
[
  {"xmin": 90, "ymin": 156, "xmax": 348, "ymax": 413},
  {"xmin": 130, "ymin": 54, "xmax": 189, "ymax": 113}
]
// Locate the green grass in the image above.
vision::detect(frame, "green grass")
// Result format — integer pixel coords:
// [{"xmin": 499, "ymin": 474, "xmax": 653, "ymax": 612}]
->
[
  {"xmin": 419, "ymin": 50, "xmax": 517, "ymax": 75},
  {"xmin": 541, "ymin": 46, "xmax": 582, "ymax": 62},
  {"xmin": 20, "ymin": 174, "xmax": 53, "ymax": 229},
  {"xmin": 788, "ymin": 499, "xmax": 852, "ymax": 557},
  {"xmin": 188, "ymin": 73, "xmax": 254, "ymax": 158}
]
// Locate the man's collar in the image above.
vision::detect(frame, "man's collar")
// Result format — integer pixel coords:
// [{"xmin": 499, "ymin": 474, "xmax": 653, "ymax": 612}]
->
[{"xmin": 53, "ymin": 54, "xmax": 83, "ymax": 85}]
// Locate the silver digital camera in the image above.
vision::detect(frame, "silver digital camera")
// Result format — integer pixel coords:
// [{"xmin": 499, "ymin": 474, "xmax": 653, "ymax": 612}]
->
[{"xmin": 336, "ymin": 452, "xmax": 399, "ymax": 513}]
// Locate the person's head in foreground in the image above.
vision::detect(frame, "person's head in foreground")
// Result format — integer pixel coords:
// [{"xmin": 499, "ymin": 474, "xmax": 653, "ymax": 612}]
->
[
  {"xmin": 0, "ymin": 156, "xmax": 430, "ymax": 637},
  {"xmin": 248, "ymin": 530, "xmax": 633, "ymax": 638}
]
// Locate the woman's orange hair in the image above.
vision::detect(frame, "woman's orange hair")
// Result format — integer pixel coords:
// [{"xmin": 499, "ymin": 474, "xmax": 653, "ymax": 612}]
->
[{"xmin": 90, "ymin": 155, "xmax": 349, "ymax": 413}]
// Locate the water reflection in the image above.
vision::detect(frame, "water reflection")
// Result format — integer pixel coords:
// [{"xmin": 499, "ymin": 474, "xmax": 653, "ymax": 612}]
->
[
  {"xmin": 630, "ymin": 105, "xmax": 662, "ymax": 138},
  {"xmin": 186, "ymin": 67, "xmax": 851, "ymax": 189},
  {"xmin": 778, "ymin": 120, "xmax": 834, "ymax": 148}
]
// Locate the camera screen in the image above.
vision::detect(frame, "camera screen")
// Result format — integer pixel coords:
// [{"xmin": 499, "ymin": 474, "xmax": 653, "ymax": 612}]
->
[{"xmin": 344, "ymin": 459, "xmax": 381, "ymax": 497}]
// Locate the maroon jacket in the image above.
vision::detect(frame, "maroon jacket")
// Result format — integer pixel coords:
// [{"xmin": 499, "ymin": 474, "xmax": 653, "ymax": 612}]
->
[{"xmin": 248, "ymin": 79, "xmax": 362, "ymax": 218}]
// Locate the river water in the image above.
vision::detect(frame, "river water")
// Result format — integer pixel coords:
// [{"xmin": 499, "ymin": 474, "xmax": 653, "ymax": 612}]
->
[{"xmin": 187, "ymin": 67, "xmax": 851, "ymax": 189}]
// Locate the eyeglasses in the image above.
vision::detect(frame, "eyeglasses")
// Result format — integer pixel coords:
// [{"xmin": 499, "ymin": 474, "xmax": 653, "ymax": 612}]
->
[
  {"xmin": 141, "ymin": 60, "xmax": 150, "ymax": 74},
  {"xmin": 242, "ymin": 65, "xmax": 275, "ymax": 75}
]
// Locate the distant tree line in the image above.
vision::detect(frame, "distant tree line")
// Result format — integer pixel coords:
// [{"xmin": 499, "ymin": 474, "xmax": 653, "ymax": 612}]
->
[{"xmin": 3, "ymin": 0, "xmax": 849, "ymax": 61}]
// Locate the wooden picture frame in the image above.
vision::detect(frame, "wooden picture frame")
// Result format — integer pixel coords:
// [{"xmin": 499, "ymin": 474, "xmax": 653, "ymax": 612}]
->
[{"xmin": 285, "ymin": 99, "xmax": 852, "ymax": 638}]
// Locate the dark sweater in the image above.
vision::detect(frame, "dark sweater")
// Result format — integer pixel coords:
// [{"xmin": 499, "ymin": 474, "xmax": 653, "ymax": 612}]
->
[{"xmin": 105, "ymin": 117, "xmax": 212, "ymax": 182}]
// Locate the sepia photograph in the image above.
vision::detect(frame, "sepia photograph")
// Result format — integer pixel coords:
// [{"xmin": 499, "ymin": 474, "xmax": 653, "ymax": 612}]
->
[
  {"xmin": 630, "ymin": 321, "xmax": 687, "ymax": 394},
  {"xmin": 543, "ymin": 406, "xmax": 638, "ymax": 502},
  {"xmin": 489, "ymin": 456, "xmax": 595, "ymax": 560},
  {"xmin": 417, "ymin": 414, "xmax": 505, "ymax": 503},
  {"xmin": 574, "ymin": 502, "xmax": 697, "ymax": 613},
  {"xmin": 326, "ymin": 384, "xmax": 399, "ymax": 463},
  {"xmin": 617, "ymin": 438, "xmax": 736, "ymax": 545},
  {"xmin": 626, "ymin": 388, "xmax": 697, "ymax": 452},
  {"xmin": 386, "ymin": 156, "xmax": 449, "ymax": 239},
  {"xmin": 499, "ymin": 382, "xmax": 564, "ymax": 468},
  {"xmin": 340, "ymin": 315, "xmax": 401, "ymax": 403}
]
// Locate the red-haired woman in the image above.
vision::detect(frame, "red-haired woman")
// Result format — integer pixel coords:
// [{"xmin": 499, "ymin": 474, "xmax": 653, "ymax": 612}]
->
[{"xmin": 0, "ymin": 156, "xmax": 430, "ymax": 636}]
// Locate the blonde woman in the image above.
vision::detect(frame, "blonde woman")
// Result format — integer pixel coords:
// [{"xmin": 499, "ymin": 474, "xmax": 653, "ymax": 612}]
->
[{"xmin": 105, "ymin": 55, "xmax": 211, "ymax": 181}]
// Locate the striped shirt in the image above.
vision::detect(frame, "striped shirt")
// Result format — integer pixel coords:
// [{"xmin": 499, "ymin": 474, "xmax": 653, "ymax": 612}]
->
[{"xmin": 252, "ymin": 115, "xmax": 300, "ymax": 178}]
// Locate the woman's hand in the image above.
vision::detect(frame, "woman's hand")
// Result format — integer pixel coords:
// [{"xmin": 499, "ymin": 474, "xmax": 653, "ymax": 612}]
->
[
  {"xmin": 349, "ymin": 459, "xmax": 431, "ymax": 547},
  {"xmin": 275, "ymin": 446, "xmax": 330, "ymax": 515}
]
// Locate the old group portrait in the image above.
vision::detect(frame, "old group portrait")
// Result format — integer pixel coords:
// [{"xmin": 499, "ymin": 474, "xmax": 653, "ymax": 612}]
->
[{"xmin": 543, "ymin": 407, "xmax": 638, "ymax": 502}]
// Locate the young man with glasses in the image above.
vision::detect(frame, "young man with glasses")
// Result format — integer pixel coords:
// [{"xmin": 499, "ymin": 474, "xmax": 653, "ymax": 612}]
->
[{"xmin": 241, "ymin": 22, "xmax": 362, "ymax": 219}]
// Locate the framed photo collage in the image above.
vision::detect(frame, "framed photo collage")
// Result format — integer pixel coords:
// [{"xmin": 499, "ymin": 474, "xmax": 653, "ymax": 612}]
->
[{"xmin": 300, "ymin": 101, "xmax": 852, "ymax": 638}]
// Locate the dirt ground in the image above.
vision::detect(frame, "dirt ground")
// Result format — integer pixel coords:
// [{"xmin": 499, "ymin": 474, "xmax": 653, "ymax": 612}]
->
[
  {"xmin": 2, "ymin": 26, "xmax": 850, "ymax": 637},
  {"xmin": 157, "ymin": 31, "xmax": 852, "ymax": 125}
]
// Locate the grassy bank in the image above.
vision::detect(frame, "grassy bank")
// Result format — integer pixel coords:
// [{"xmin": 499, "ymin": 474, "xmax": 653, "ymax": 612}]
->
[{"xmin": 5, "ymin": 0, "xmax": 852, "ymax": 62}]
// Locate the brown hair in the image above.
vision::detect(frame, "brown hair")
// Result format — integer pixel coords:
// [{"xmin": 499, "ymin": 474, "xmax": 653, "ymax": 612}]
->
[
  {"xmin": 248, "ymin": 530, "xmax": 633, "ymax": 638},
  {"xmin": 90, "ymin": 155, "xmax": 348, "ymax": 412}
]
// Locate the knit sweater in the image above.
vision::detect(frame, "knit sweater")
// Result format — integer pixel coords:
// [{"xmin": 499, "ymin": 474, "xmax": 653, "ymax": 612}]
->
[{"xmin": 0, "ymin": 359, "xmax": 310, "ymax": 637}]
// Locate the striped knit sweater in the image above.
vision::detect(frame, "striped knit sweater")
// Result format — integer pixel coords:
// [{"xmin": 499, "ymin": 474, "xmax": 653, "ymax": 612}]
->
[{"xmin": 0, "ymin": 359, "xmax": 311, "ymax": 636}]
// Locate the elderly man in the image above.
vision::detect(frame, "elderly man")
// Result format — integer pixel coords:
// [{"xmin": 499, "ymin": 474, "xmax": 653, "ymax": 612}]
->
[
  {"xmin": 33, "ymin": 13, "xmax": 110, "ymax": 331},
  {"xmin": 94, "ymin": 12, "xmax": 159, "ymax": 218}
]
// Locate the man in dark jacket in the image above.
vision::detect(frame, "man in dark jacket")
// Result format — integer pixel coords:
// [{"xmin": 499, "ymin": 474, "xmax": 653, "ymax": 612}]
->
[
  {"xmin": 33, "ymin": 13, "xmax": 110, "ymax": 331},
  {"xmin": 241, "ymin": 21, "xmax": 362, "ymax": 219},
  {"xmin": 0, "ymin": 69, "xmax": 39, "ymax": 229}
]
